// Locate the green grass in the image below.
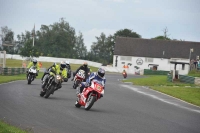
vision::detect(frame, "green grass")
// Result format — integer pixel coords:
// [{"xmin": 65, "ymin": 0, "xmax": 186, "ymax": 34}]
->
[
  {"xmin": 124, "ymin": 75, "xmax": 195, "ymax": 87},
  {"xmin": 123, "ymin": 75, "xmax": 200, "ymax": 106},
  {"xmin": 188, "ymin": 69, "xmax": 200, "ymax": 77},
  {"xmin": 0, "ymin": 72, "xmax": 43, "ymax": 84},
  {"xmin": 0, "ymin": 120, "xmax": 28, "ymax": 133},
  {"xmin": 5, "ymin": 59, "xmax": 98, "ymax": 72},
  {"xmin": 151, "ymin": 86, "xmax": 200, "ymax": 106}
]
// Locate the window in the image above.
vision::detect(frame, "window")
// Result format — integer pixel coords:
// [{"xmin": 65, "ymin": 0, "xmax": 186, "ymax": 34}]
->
[
  {"xmin": 120, "ymin": 56, "xmax": 132, "ymax": 61},
  {"xmin": 145, "ymin": 58, "xmax": 153, "ymax": 62},
  {"xmin": 182, "ymin": 64, "xmax": 185, "ymax": 70}
]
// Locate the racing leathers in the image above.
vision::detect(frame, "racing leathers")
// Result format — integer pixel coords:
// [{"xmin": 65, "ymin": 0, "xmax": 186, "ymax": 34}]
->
[{"xmin": 77, "ymin": 72, "xmax": 106, "ymax": 97}]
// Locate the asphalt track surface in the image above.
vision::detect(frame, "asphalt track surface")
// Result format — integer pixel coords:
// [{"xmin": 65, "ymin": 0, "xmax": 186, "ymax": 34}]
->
[{"xmin": 0, "ymin": 73, "xmax": 200, "ymax": 133}]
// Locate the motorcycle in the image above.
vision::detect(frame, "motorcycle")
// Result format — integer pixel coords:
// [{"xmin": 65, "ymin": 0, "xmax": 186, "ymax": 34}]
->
[
  {"xmin": 27, "ymin": 66, "xmax": 37, "ymax": 84},
  {"xmin": 122, "ymin": 71, "xmax": 127, "ymax": 78},
  {"xmin": 41, "ymin": 69, "xmax": 50, "ymax": 85},
  {"xmin": 67, "ymin": 68, "xmax": 72, "ymax": 79},
  {"xmin": 73, "ymin": 70, "xmax": 85, "ymax": 89},
  {"xmin": 40, "ymin": 73, "xmax": 62, "ymax": 98},
  {"xmin": 75, "ymin": 80, "xmax": 104, "ymax": 110}
]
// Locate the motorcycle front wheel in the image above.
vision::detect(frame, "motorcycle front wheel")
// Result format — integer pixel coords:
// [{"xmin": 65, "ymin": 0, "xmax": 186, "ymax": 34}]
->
[
  {"xmin": 74, "ymin": 80, "xmax": 80, "ymax": 89},
  {"xmin": 85, "ymin": 94, "xmax": 96, "ymax": 110},
  {"xmin": 44, "ymin": 85, "xmax": 55, "ymax": 98},
  {"xmin": 27, "ymin": 74, "xmax": 32, "ymax": 84}
]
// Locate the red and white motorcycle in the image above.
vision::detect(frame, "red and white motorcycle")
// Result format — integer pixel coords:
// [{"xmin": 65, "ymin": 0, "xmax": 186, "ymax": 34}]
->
[
  {"xmin": 75, "ymin": 80, "xmax": 104, "ymax": 110},
  {"xmin": 73, "ymin": 70, "xmax": 85, "ymax": 89}
]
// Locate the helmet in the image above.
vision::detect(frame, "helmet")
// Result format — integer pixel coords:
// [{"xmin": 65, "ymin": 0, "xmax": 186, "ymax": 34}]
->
[
  {"xmin": 65, "ymin": 61, "xmax": 70, "ymax": 65},
  {"xmin": 60, "ymin": 61, "xmax": 66, "ymax": 70},
  {"xmin": 83, "ymin": 62, "xmax": 88, "ymax": 67},
  {"xmin": 32, "ymin": 59, "xmax": 37, "ymax": 65},
  {"xmin": 97, "ymin": 68, "xmax": 105, "ymax": 78}
]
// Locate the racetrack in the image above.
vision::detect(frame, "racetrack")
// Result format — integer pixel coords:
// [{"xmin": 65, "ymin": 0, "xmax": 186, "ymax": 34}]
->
[{"xmin": 0, "ymin": 73, "xmax": 200, "ymax": 133}]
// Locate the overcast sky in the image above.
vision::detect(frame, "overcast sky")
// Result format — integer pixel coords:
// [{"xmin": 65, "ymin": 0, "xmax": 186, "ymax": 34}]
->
[{"xmin": 0, "ymin": 0, "xmax": 199, "ymax": 50}]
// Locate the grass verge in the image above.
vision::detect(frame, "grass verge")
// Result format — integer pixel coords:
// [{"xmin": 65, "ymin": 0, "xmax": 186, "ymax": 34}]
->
[
  {"xmin": 0, "ymin": 72, "xmax": 43, "ymax": 84},
  {"xmin": 5, "ymin": 59, "xmax": 98, "ymax": 72},
  {"xmin": 0, "ymin": 120, "xmax": 28, "ymax": 133},
  {"xmin": 123, "ymin": 75, "xmax": 200, "ymax": 107}
]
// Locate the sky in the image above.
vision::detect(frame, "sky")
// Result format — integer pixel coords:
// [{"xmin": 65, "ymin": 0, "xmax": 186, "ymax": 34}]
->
[{"xmin": 0, "ymin": 0, "xmax": 200, "ymax": 50}]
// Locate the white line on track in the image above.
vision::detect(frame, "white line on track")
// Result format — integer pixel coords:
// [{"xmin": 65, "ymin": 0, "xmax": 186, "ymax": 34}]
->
[{"xmin": 121, "ymin": 84, "xmax": 200, "ymax": 114}]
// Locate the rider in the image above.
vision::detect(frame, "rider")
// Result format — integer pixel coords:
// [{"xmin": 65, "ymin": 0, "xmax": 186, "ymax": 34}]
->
[
  {"xmin": 65, "ymin": 60, "xmax": 71, "ymax": 79},
  {"xmin": 72, "ymin": 62, "xmax": 90, "ymax": 82},
  {"xmin": 42, "ymin": 61, "xmax": 67, "ymax": 91},
  {"xmin": 65, "ymin": 61, "xmax": 71, "ymax": 70},
  {"xmin": 27, "ymin": 59, "xmax": 40, "ymax": 76},
  {"xmin": 77, "ymin": 68, "xmax": 106, "ymax": 98},
  {"xmin": 41, "ymin": 62, "xmax": 57, "ymax": 81}
]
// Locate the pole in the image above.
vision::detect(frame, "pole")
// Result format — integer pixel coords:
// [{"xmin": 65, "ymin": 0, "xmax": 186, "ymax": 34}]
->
[{"xmin": 33, "ymin": 24, "xmax": 35, "ymax": 47}]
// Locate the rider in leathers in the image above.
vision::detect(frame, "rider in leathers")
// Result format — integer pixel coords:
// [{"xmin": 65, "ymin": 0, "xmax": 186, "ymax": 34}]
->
[
  {"xmin": 42, "ymin": 61, "xmax": 67, "ymax": 91},
  {"xmin": 27, "ymin": 59, "xmax": 40, "ymax": 76},
  {"xmin": 72, "ymin": 62, "xmax": 90, "ymax": 82},
  {"xmin": 77, "ymin": 68, "xmax": 106, "ymax": 98}
]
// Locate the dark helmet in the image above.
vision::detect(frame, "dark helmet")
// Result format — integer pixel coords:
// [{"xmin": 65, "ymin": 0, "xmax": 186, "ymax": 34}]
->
[
  {"xmin": 97, "ymin": 68, "xmax": 105, "ymax": 78},
  {"xmin": 60, "ymin": 61, "xmax": 66, "ymax": 70},
  {"xmin": 32, "ymin": 59, "xmax": 37, "ymax": 65}
]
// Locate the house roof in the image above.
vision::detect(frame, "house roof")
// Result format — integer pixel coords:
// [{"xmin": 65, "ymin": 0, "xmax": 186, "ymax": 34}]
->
[{"xmin": 114, "ymin": 37, "xmax": 200, "ymax": 59}]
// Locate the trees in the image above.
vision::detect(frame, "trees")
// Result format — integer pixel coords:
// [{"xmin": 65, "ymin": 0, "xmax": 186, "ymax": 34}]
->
[
  {"xmin": 114, "ymin": 28, "xmax": 141, "ymax": 38},
  {"xmin": 0, "ymin": 26, "xmax": 15, "ymax": 54},
  {"xmin": 90, "ymin": 29, "xmax": 141, "ymax": 65},
  {"xmin": 74, "ymin": 32, "xmax": 87, "ymax": 59},
  {"xmin": 18, "ymin": 18, "xmax": 77, "ymax": 58},
  {"xmin": 152, "ymin": 27, "xmax": 171, "ymax": 40}
]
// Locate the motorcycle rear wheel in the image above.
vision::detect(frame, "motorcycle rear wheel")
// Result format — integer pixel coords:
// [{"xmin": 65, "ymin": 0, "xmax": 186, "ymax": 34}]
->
[
  {"xmin": 85, "ymin": 95, "xmax": 96, "ymax": 110},
  {"xmin": 75, "ymin": 101, "xmax": 81, "ymax": 108},
  {"xmin": 40, "ymin": 91, "xmax": 45, "ymax": 97}
]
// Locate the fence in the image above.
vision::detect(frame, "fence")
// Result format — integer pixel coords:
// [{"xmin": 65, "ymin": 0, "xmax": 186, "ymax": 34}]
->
[
  {"xmin": 0, "ymin": 67, "xmax": 27, "ymax": 75},
  {"xmin": 179, "ymin": 75, "xmax": 195, "ymax": 84},
  {"xmin": 0, "ymin": 51, "xmax": 6, "ymax": 68},
  {"xmin": 144, "ymin": 69, "xmax": 169, "ymax": 75}
]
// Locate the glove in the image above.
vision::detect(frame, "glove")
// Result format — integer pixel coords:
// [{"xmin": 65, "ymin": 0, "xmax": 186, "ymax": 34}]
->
[{"xmin": 85, "ymin": 82, "xmax": 90, "ymax": 87}]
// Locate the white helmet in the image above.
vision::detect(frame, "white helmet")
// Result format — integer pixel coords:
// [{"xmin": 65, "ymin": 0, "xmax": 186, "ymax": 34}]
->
[
  {"xmin": 65, "ymin": 61, "xmax": 70, "ymax": 65},
  {"xmin": 60, "ymin": 61, "xmax": 66, "ymax": 69}
]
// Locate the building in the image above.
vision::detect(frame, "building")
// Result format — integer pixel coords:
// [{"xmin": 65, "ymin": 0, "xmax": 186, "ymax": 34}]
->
[{"xmin": 113, "ymin": 37, "xmax": 200, "ymax": 75}]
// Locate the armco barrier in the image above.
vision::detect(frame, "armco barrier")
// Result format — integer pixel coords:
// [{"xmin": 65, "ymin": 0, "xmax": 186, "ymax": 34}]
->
[
  {"xmin": 144, "ymin": 69, "xmax": 169, "ymax": 75},
  {"xmin": 167, "ymin": 74, "xmax": 172, "ymax": 82},
  {"xmin": 1, "ymin": 67, "xmax": 27, "ymax": 75},
  {"xmin": 179, "ymin": 75, "xmax": 195, "ymax": 84}
]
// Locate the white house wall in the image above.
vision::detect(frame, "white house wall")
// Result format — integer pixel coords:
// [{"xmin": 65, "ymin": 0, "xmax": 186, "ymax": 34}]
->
[{"xmin": 113, "ymin": 55, "xmax": 189, "ymax": 75}]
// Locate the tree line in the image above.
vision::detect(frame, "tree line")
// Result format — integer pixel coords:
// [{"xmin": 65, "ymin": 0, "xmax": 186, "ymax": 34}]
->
[{"xmin": 0, "ymin": 18, "xmax": 179, "ymax": 65}]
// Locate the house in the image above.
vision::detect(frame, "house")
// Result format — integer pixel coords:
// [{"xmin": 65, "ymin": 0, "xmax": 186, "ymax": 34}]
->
[{"xmin": 113, "ymin": 37, "xmax": 200, "ymax": 75}]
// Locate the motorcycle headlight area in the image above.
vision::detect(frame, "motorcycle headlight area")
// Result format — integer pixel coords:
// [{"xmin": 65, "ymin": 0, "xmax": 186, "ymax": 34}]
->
[{"xmin": 56, "ymin": 75, "xmax": 62, "ymax": 80}]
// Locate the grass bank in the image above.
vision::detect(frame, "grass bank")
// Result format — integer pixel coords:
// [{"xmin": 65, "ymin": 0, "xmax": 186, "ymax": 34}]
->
[
  {"xmin": 0, "ymin": 120, "xmax": 27, "ymax": 133},
  {"xmin": 5, "ymin": 59, "xmax": 98, "ymax": 72},
  {"xmin": 123, "ymin": 75, "xmax": 200, "ymax": 107}
]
